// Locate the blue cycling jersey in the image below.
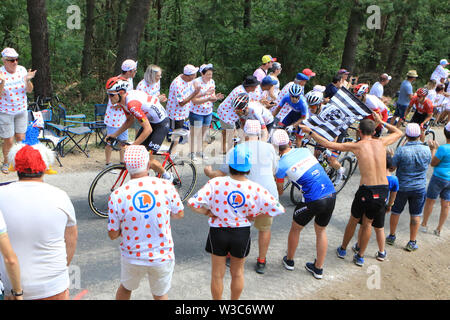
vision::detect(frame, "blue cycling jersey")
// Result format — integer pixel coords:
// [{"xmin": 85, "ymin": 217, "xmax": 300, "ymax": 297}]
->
[
  {"xmin": 276, "ymin": 148, "xmax": 335, "ymax": 202},
  {"xmin": 279, "ymin": 95, "xmax": 308, "ymax": 115}
]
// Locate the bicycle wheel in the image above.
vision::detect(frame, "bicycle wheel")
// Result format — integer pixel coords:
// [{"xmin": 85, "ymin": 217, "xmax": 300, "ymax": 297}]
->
[
  {"xmin": 289, "ymin": 183, "xmax": 303, "ymax": 206},
  {"xmin": 88, "ymin": 164, "xmax": 129, "ymax": 218},
  {"xmin": 424, "ymin": 129, "xmax": 435, "ymax": 144},
  {"xmin": 165, "ymin": 159, "xmax": 197, "ymax": 202},
  {"xmin": 332, "ymin": 156, "xmax": 353, "ymax": 194}
]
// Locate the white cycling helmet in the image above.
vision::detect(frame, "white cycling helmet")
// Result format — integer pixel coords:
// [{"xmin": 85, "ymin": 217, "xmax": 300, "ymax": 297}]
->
[
  {"xmin": 289, "ymin": 83, "xmax": 303, "ymax": 97},
  {"xmin": 305, "ymin": 90, "xmax": 323, "ymax": 106},
  {"xmin": 105, "ymin": 76, "xmax": 130, "ymax": 93},
  {"xmin": 232, "ymin": 93, "xmax": 250, "ymax": 110}
]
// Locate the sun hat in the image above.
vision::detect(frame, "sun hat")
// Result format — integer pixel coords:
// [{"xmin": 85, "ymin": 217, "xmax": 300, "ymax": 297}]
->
[
  {"xmin": 271, "ymin": 129, "xmax": 290, "ymax": 146},
  {"xmin": 405, "ymin": 123, "xmax": 421, "ymax": 138},
  {"xmin": 406, "ymin": 70, "xmax": 419, "ymax": 78},
  {"xmin": 124, "ymin": 145, "xmax": 150, "ymax": 175},
  {"xmin": 199, "ymin": 63, "xmax": 213, "ymax": 73},
  {"xmin": 439, "ymin": 59, "xmax": 449, "ymax": 66},
  {"xmin": 121, "ymin": 59, "xmax": 138, "ymax": 72},
  {"xmin": 228, "ymin": 143, "xmax": 252, "ymax": 172},
  {"xmin": 1, "ymin": 47, "xmax": 19, "ymax": 58},
  {"xmin": 183, "ymin": 64, "xmax": 199, "ymax": 75},
  {"xmin": 243, "ymin": 119, "xmax": 261, "ymax": 136}
]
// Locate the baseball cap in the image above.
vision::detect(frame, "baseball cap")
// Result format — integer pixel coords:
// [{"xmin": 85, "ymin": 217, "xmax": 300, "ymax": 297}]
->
[
  {"xmin": 405, "ymin": 123, "xmax": 421, "ymax": 138},
  {"xmin": 262, "ymin": 55, "xmax": 277, "ymax": 64},
  {"xmin": 124, "ymin": 145, "xmax": 149, "ymax": 175},
  {"xmin": 271, "ymin": 129, "xmax": 290, "ymax": 146},
  {"xmin": 121, "ymin": 59, "xmax": 138, "ymax": 72},
  {"xmin": 1, "ymin": 47, "xmax": 19, "ymax": 59},
  {"xmin": 338, "ymin": 69, "xmax": 350, "ymax": 75},
  {"xmin": 302, "ymin": 68, "xmax": 316, "ymax": 77},
  {"xmin": 183, "ymin": 64, "xmax": 199, "ymax": 75},
  {"xmin": 199, "ymin": 63, "xmax": 213, "ymax": 73},
  {"xmin": 243, "ymin": 119, "xmax": 261, "ymax": 136},
  {"xmin": 296, "ymin": 73, "xmax": 310, "ymax": 81},
  {"xmin": 228, "ymin": 144, "xmax": 252, "ymax": 172},
  {"xmin": 313, "ymin": 85, "xmax": 326, "ymax": 93},
  {"xmin": 381, "ymin": 73, "xmax": 392, "ymax": 80},
  {"xmin": 261, "ymin": 76, "xmax": 277, "ymax": 86},
  {"xmin": 440, "ymin": 59, "xmax": 449, "ymax": 66}
]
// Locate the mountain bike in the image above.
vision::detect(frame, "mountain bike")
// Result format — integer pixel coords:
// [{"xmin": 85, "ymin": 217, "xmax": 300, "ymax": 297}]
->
[{"xmin": 88, "ymin": 130, "xmax": 197, "ymax": 218}]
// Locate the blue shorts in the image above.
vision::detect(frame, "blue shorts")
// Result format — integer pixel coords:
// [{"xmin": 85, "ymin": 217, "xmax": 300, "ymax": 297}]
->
[
  {"xmin": 426, "ymin": 175, "xmax": 450, "ymax": 201},
  {"xmin": 391, "ymin": 188, "xmax": 426, "ymax": 217},
  {"xmin": 106, "ymin": 126, "xmax": 128, "ymax": 142},
  {"xmin": 281, "ymin": 110, "xmax": 304, "ymax": 127},
  {"xmin": 189, "ymin": 112, "xmax": 212, "ymax": 128},
  {"xmin": 393, "ymin": 103, "xmax": 408, "ymax": 118}
]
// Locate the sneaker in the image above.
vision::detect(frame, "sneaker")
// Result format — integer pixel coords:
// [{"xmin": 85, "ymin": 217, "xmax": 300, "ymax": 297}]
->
[
  {"xmin": 353, "ymin": 253, "xmax": 364, "ymax": 267},
  {"xmin": 352, "ymin": 243, "xmax": 360, "ymax": 254},
  {"xmin": 386, "ymin": 234, "xmax": 396, "ymax": 246},
  {"xmin": 255, "ymin": 259, "xmax": 266, "ymax": 274},
  {"xmin": 433, "ymin": 229, "xmax": 441, "ymax": 237},
  {"xmin": 375, "ymin": 251, "xmax": 387, "ymax": 261},
  {"xmin": 161, "ymin": 171, "xmax": 174, "ymax": 183},
  {"xmin": 336, "ymin": 246, "xmax": 347, "ymax": 259},
  {"xmin": 282, "ymin": 256, "xmax": 295, "ymax": 271},
  {"xmin": 305, "ymin": 260, "xmax": 323, "ymax": 279},
  {"xmin": 333, "ymin": 167, "xmax": 346, "ymax": 186},
  {"xmin": 420, "ymin": 225, "xmax": 428, "ymax": 233},
  {"xmin": 405, "ymin": 240, "xmax": 418, "ymax": 252},
  {"xmin": 1, "ymin": 163, "xmax": 9, "ymax": 174}
]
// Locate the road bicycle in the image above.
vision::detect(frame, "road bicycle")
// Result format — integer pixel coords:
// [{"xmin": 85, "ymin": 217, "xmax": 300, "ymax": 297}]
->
[{"xmin": 88, "ymin": 130, "xmax": 197, "ymax": 218}]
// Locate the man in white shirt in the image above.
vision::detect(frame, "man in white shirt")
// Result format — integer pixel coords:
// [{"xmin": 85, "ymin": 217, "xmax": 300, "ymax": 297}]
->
[
  {"xmin": 253, "ymin": 55, "xmax": 276, "ymax": 82},
  {"xmin": 370, "ymin": 73, "xmax": 392, "ymax": 104},
  {"xmin": 0, "ymin": 129, "xmax": 77, "ymax": 300}
]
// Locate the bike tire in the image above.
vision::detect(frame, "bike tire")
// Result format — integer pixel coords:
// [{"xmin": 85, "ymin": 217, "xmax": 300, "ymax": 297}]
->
[
  {"xmin": 164, "ymin": 159, "xmax": 197, "ymax": 202},
  {"xmin": 424, "ymin": 129, "xmax": 435, "ymax": 144},
  {"xmin": 88, "ymin": 164, "xmax": 129, "ymax": 218},
  {"xmin": 289, "ymin": 183, "xmax": 303, "ymax": 206},
  {"xmin": 332, "ymin": 156, "xmax": 353, "ymax": 194}
]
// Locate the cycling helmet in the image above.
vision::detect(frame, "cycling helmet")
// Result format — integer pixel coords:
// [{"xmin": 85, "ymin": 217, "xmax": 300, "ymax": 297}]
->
[
  {"xmin": 416, "ymin": 87, "xmax": 429, "ymax": 97},
  {"xmin": 232, "ymin": 93, "xmax": 249, "ymax": 110},
  {"xmin": 289, "ymin": 83, "xmax": 303, "ymax": 97},
  {"xmin": 106, "ymin": 76, "xmax": 130, "ymax": 93},
  {"xmin": 305, "ymin": 90, "xmax": 323, "ymax": 106},
  {"xmin": 353, "ymin": 83, "xmax": 369, "ymax": 96}
]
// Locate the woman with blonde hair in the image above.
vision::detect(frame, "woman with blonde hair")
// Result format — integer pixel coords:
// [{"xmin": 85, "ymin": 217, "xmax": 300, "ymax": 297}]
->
[{"xmin": 136, "ymin": 64, "xmax": 167, "ymax": 102}]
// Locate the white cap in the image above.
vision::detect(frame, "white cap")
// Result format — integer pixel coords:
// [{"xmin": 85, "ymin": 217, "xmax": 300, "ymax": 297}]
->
[
  {"xmin": 1, "ymin": 47, "xmax": 19, "ymax": 58},
  {"xmin": 271, "ymin": 129, "xmax": 290, "ymax": 146},
  {"xmin": 243, "ymin": 119, "xmax": 261, "ymax": 136},
  {"xmin": 405, "ymin": 123, "xmax": 421, "ymax": 138},
  {"xmin": 440, "ymin": 59, "xmax": 449, "ymax": 66},
  {"xmin": 381, "ymin": 73, "xmax": 392, "ymax": 80},
  {"xmin": 183, "ymin": 64, "xmax": 199, "ymax": 75},
  {"xmin": 313, "ymin": 85, "xmax": 326, "ymax": 93},
  {"xmin": 121, "ymin": 59, "xmax": 138, "ymax": 72}
]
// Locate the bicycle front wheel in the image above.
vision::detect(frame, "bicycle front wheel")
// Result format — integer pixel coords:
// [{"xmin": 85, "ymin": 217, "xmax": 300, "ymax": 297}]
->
[
  {"xmin": 332, "ymin": 156, "xmax": 353, "ymax": 194},
  {"xmin": 165, "ymin": 159, "xmax": 197, "ymax": 202},
  {"xmin": 88, "ymin": 164, "xmax": 129, "ymax": 218}
]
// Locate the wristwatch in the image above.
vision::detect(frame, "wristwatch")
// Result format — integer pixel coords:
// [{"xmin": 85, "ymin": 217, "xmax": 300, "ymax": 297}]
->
[{"xmin": 11, "ymin": 289, "xmax": 23, "ymax": 296}]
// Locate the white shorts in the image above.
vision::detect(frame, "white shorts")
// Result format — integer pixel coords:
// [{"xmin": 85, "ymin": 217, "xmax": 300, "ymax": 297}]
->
[
  {"xmin": 120, "ymin": 257, "xmax": 174, "ymax": 297},
  {"xmin": 0, "ymin": 111, "xmax": 28, "ymax": 138}
]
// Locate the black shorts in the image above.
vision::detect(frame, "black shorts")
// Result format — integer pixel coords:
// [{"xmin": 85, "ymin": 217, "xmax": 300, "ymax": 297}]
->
[
  {"xmin": 293, "ymin": 193, "xmax": 336, "ymax": 227},
  {"xmin": 169, "ymin": 118, "xmax": 185, "ymax": 130},
  {"xmin": 136, "ymin": 118, "xmax": 170, "ymax": 153},
  {"xmin": 205, "ymin": 226, "xmax": 251, "ymax": 258},
  {"xmin": 410, "ymin": 112, "xmax": 427, "ymax": 126},
  {"xmin": 351, "ymin": 185, "xmax": 389, "ymax": 224}
]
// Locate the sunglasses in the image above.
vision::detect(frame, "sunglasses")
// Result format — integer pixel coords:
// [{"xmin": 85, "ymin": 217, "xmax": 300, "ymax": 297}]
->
[
  {"xmin": 6, "ymin": 58, "xmax": 18, "ymax": 62},
  {"xmin": 107, "ymin": 93, "xmax": 119, "ymax": 97}
]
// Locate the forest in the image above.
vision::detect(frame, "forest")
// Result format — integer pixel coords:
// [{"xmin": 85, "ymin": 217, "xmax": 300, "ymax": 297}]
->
[{"xmin": 1, "ymin": 0, "xmax": 449, "ymax": 115}]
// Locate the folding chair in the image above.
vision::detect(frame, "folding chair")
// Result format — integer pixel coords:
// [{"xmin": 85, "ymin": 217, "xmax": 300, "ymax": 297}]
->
[
  {"xmin": 46, "ymin": 104, "xmax": 93, "ymax": 158},
  {"xmin": 87, "ymin": 104, "xmax": 107, "ymax": 146}
]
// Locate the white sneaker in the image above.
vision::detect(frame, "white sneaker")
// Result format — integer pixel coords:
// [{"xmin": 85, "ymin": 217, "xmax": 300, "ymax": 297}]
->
[
  {"xmin": 420, "ymin": 225, "xmax": 428, "ymax": 233},
  {"xmin": 161, "ymin": 171, "xmax": 174, "ymax": 183},
  {"xmin": 334, "ymin": 167, "xmax": 345, "ymax": 185}
]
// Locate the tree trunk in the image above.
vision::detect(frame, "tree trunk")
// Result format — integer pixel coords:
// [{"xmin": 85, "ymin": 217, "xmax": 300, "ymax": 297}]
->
[
  {"xmin": 385, "ymin": 14, "xmax": 408, "ymax": 74},
  {"xmin": 81, "ymin": 0, "xmax": 95, "ymax": 78},
  {"xmin": 114, "ymin": 0, "xmax": 152, "ymax": 74},
  {"xmin": 367, "ymin": 13, "xmax": 389, "ymax": 71},
  {"xmin": 154, "ymin": 0, "xmax": 163, "ymax": 65},
  {"xmin": 340, "ymin": 1, "xmax": 364, "ymax": 73},
  {"xmin": 26, "ymin": 0, "xmax": 52, "ymax": 99},
  {"xmin": 243, "ymin": 0, "xmax": 251, "ymax": 28}
]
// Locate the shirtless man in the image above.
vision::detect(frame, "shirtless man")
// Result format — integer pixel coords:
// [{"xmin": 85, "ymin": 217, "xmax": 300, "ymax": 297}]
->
[{"xmin": 299, "ymin": 112, "xmax": 403, "ymax": 266}]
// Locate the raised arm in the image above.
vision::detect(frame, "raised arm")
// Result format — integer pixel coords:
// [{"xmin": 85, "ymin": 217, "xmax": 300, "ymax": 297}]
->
[{"xmin": 298, "ymin": 124, "xmax": 358, "ymax": 152}]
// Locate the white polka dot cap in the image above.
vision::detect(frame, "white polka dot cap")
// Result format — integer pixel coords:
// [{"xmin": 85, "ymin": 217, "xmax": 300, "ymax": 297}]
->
[
  {"xmin": 271, "ymin": 129, "xmax": 290, "ymax": 146},
  {"xmin": 405, "ymin": 123, "xmax": 421, "ymax": 138},
  {"xmin": 244, "ymin": 119, "xmax": 261, "ymax": 136},
  {"xmin": 121, "ymin": 59, "xmax": 137, "ymax": 72},
  {"xmin": 124, "ymin": 145, "xmax": 149, "ymax": 174}
]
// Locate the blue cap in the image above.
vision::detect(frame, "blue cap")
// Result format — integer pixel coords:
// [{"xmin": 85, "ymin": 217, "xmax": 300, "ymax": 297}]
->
[
  {"xmin": 261, "ymin": 76, "xmax": 277, "ymax": 86},
  {"xmin": 296, "ymin": 73, "xmax": 310, "ymax": 81},
  {"xmin": 228, "ymin": 144, "xmax": 252, "ymax": 172}
]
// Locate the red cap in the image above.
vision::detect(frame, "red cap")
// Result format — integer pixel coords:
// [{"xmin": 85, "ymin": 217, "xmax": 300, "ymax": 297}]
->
[{"xmin": 302, "ymin": 68, "xmax": 316, "ymax": 77}]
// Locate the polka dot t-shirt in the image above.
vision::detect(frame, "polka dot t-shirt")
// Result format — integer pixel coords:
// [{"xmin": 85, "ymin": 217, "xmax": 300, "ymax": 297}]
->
[
  {"xmin": 166, "ymin": 75, "xmax": 194, "ymax": 121},
  {"xmin": 108, "ymin": 176, "xmax": 184, "ymax": 266},
  {"xmin": 188, "ymin": 176, "xmax": 285, "ymax": 228},
  {"xmin": 190, "ymin": 77, "xmax": 215, "ymax": 116},
  {"xmin": 136, "ymin": 79, "xmax": 161, "ymax": 97},
  {"xmin": 0, "ymin": 66, "xmax": 28, "ymax": 115},
  {"xmin": 217, "ymin": 85, "xmax": 247, "ymax": 124}
]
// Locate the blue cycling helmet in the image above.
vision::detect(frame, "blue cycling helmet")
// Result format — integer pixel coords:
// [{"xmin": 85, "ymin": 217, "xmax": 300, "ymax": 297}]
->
[{"xmin": 289, "ymin": 84, "xmax": 303, "ymax": 97}]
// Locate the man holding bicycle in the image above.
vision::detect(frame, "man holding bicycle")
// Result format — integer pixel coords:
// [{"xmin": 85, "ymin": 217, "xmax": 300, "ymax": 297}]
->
[{"xmin": 104, "ymin": 76, "xmax": 173, "ymax": 181}]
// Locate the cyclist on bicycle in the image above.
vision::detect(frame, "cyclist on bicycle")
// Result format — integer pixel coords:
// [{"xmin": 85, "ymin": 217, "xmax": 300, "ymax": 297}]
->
[
  {"xmin": 272, "ymin": 84, "xmax": 308, "ymax": 147},
  {"xmin": 233, "ymin": 93, "xmax": 273, "ymax": 141},
  {"xmin": 404, "ymin": 88, "xmax": 434, "ymax": 142},
  {"xmin": 271, "ymin": 129, "xmax": 336, "ymax": 279},
  {"xmin": 104, "ymin": 76, "xmax": 174, "ymax": 181}
]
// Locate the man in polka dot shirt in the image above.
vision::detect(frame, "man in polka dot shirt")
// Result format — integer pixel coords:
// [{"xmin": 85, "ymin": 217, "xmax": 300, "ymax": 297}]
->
[{"xmin": 108, "ymin": 145, "xmax": 184, "ymax": 300}]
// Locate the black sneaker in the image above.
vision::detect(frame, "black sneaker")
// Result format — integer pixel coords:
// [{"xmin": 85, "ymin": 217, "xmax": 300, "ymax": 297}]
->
[
  {"xmin": 255, "ymin": 260, "xmax": 266, "ymax": 274},
  {"xmin": 282, "ymin": 256, "xmax": 295, "ymax": 271},
  {"xmin": 305, "ymin": 260, "xmax": 323, "ymax": 279}
]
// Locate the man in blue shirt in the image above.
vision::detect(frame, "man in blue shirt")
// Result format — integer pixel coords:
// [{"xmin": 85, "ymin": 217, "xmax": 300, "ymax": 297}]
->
[
  {"xmin": 387, "ymin": 123, "xmax": 433, "ymax": 252},
  {"xmin": 390, "ymin": 70, "xmax": 418, "ymax": 127},
  {"xmin": 324, "ymin": 74, "xmax": 343, "ymax": 102},
  {"xmin": 271, "ymin": 129, "xmax": 336, "ymax": 279}
]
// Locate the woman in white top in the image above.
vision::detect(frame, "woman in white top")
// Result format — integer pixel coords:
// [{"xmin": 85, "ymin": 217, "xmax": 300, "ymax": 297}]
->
[
  {"xmin": 267, "ymin": 62, "xmax": 282, "ymax": 103},
  {"xmin": 136, "ymin": 65, "xmax": 167, "ymax": 103}
]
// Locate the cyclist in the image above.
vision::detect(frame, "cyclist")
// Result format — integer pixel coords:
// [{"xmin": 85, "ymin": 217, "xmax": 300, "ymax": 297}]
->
[
  {"xmin": 404, "ymin": 88, "xmax": 434, "ymax": 142},
  {"xmin": 104, "ymin": 76, "xmax": 173, "ymax": 181},
  {"xmin": 273, "ymin": 72, "xmax": 310, "ymax": 121},
  {"xmin": 271, "ymin": 129, "xmax": 336, "ymax": 279}
]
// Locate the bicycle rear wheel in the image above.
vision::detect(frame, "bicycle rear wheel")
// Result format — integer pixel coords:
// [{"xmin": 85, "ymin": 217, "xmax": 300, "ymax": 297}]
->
[
  {"xmin": 165, "ymin": 159, "xmax": 197, "ymax": 202},
  {"xmin": 88, "ymin": 164, "xmax": 129, "ymax": 218},
  {"xmin": 289, "ymin": 183, "xmax": 303, "ymax": 206},
  {"xmin": 331, "ymin": 156, "xmax": 353, "ymax": 194},
  {"xmin": 424, "ymin": 129, "xmax": 435, "ymax": 144},
  {"xmin": 396, "ymin": 135, "xmax": 407, "ymax": 150}
]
